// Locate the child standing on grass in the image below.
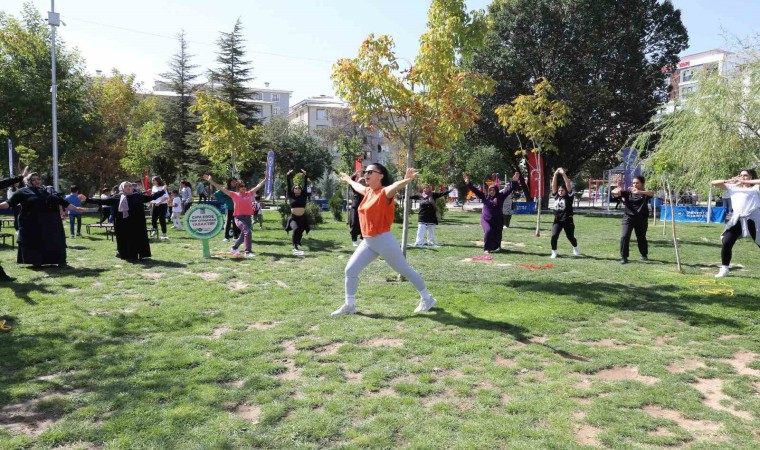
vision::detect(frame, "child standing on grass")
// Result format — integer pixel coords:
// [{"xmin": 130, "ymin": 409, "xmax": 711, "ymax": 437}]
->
[
  {"xmin": 170, "ymin": 189, "xmax": 183, "ymax": 231},
  {"xmin": 65, "ymin": 185, "xmax": 83, "ymax": 238}
]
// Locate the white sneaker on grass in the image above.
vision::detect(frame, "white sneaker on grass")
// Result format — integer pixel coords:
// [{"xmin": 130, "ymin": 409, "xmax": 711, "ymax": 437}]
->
[
  {"xmin": 229, "ymin": 249, "xmax": 241, "ymax": 256},
  {"xmin": 414, "ymin": 297, "xmax": 437, "ymax": 313},
  {"xmin": 331, "ymin": 304, "xmax": 357, "ymax": 317},
  {"xmin": 550, "ymin": 251, "xmax": 558, "ymax": 259},
  {"xmin": 715, "ymin": 266, "xmax": 729, "ymax": 278},
  {"xmin": 292, "ymin": 249, "xmax": 305, "ymax": 256},
  {"xmin": 352, "ymin": 240, "xmax": 360, "ymax": 247},
  {"xmin": 245, "ymin": 252, "xmax": 255, "ymax": 258},
  {"xmin": 573, "ymin": 247, "xmax": 581, "ymax": 256}
]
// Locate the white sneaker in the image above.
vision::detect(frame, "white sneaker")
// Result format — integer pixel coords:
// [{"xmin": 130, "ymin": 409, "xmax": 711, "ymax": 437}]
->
[
  {"xmin": 715, "ymin": 266, "xmax": 729, "ymax": 278},
  {"xmin": 244, "ymin": 252, "xmax": 255, "ymax": 258},
  {"xmin": 352, "ymin": 240, "xmax": 360, "ymax": 247},
  {"xmin": 222, "ymin": 238, "xmax": 229, "ymax": 242},
  {"xmin": 331, "ymin": 304, "xmax": 356, "ymax": 317},
  {"xmin": 414, "ymin": 297, "xmax": 437, "ymax": 313},
  {"xmin": 230, "ymin": 249, "xmax": 241, "ymax": 256},
  {"xmin": 550, "ymin": 251, "xmax": 558, "ymax": 259},
  {"xmin": 292, "ymin": 249, "xmax": 304, "ymax": 256},
  {"xmin": 573, "ymin": 247, "xmax": 581, "ymax": 256}
]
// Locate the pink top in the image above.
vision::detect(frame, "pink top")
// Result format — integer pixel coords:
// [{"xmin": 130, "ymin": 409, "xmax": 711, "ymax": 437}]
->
[{"xmin": 228, "ymin": 191, "xmax": 254, "ymax": 216}]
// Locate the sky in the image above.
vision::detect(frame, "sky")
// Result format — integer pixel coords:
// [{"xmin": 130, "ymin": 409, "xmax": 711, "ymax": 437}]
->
[{"xmin": 4, "ymin": 0, "xmax": 759, "ymax": 105}]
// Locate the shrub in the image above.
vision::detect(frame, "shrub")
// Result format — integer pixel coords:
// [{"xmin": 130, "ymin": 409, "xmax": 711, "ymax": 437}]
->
[
  {"xmin": 328, "ymin": 190, "xmax": 344, "ymax": 222},
  {"xmin": 436, "ymin": 196, "xmax": 447, "ymax": 221},
  {"xmin": 305, "ymin": 202, "xmax": 324, "ymax": 226}
]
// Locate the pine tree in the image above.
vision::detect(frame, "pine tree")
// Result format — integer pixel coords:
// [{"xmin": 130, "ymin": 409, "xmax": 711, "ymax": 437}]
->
[
  {"xmin": 208, "ymin": 18, "xmax": 259, "ymax": 126},
  {"xmin": 159, "ymin": 30, "xmax": 201, "ymax": 179}
]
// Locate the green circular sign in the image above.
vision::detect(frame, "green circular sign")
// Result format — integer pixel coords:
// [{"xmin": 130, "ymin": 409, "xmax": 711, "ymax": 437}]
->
[{"xmin": 183, "ymin": 204, "xmax": 224, "ymax": 240}]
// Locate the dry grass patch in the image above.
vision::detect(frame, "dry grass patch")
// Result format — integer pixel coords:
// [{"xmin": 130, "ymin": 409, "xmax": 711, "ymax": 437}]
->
[
  {"xmin": 227, "ymin": 280, "xmax": 248, "ymax": 291},
  {"xmin": 222, "ymin": 380, "xmax": 245, "ymax": 388},
  {"xmin": 494, "ymin": 356, "xmax": 518, "ymax": 367},
  {"xmin": 362, "ymin": 337, "xmax": 403, "ymax": 348},
  {"xmin": 692, "ymin": 378, "xmax": 753, "ymax": 420},
  {"xmin": 345, "ymin": 371, "xmax": 363, "ymax": 383},
  {"xmin": 197, "ymin": 272, "xmax": 220, "ymax": 281},
  {"xmin": 574, "ymin": 424, "xmax": 600, "ymax": 447},
  {"xmin": 0, "ymin": 389, "xmax": 87, "ymax": 437},
  {"xmin": 368, "ymin": 387, "xmax": 398, "ymax": 397},
  {"xmin": 594, "ymin": 367, "xmax": 658, "ymax": 385},
  {"xmin": 274, "ymin": 280, "xmax": 289, "ymax": 289},
  {"xmin": 276, "ymin": 358, "xmax": 303, "ymax": 381},
  {"xmin": 209, "ymin": 327, "xmax": 231, "ymax": 339},
  {"xmin": 643, "ymin": 405, "xmax": 723, "ymax": 436},
  {"xmin": 233, "ymin": 404, "xmax": 262, "ymax": 425},
  {"xmin": 608, "ymin": 317, "xmax": 628, "ymax": 324},
  {"xmin": 720, "ymin": 351, "xmax": 759, "ymax": 377},
  {"xmin": 143, "ymin": 272, "xmax": 163, "ymax": 280},
  {"xmin": 666, "ymin": 358, "xmax": 707, "ymax": 373},
  {"xmin": 313, "ymin": 342, "xmax": 344, "ymax": 355},
  {"xmin": 247, "ymin": 321, "xmax": 280, "ymax": 330},
  {"xmin": 581, "ymin": 338, "xmax": 629, "ymax": 348}
]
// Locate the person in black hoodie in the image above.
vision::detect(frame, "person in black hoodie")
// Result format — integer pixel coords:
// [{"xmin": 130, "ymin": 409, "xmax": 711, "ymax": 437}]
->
[
  {"xmin": 347, "ymin": 170, "xmax": 366, "ymax": 247},
  {"xmin": 410, "ymin": 185, "xmax": 450, "ymax": 247},
  {"xmin": 612, "ymin": 175, "xmax": 654, "ymax": 264}
]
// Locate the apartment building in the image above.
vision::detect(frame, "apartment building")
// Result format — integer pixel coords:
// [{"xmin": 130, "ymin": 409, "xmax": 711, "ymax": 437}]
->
[{"xmin": 663, "ymin": 49, "xmax": 745, "ymax": 112}]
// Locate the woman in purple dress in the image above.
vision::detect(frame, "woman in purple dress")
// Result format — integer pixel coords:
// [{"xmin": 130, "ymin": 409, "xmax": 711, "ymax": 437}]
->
[{"xmin": 466, "ymin": 172, "xmax": 520, "ymax": 253}]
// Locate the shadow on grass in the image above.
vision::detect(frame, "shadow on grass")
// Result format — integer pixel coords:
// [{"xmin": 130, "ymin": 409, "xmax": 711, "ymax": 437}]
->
[
  {"xmin": 133, "ymin": 259, "xmax": 186, "ymax": 268},
  {"xmin": 503, "ymin": 279, "xmax": 758, "ymax": 327}
]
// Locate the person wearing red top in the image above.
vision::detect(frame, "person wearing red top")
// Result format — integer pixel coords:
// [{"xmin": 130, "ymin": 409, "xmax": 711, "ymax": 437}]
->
[
  {"xmin": 204, "ymin": 173, "xmax": 267, "ymax": 257},
  {"xmin": 331, "ymin": 163, "xmax": 437, "ymax": 317}
]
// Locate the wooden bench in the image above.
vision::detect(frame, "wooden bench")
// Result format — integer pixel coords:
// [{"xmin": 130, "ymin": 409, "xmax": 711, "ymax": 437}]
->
[
  {"xmin": 0, "ymin": 232, "xmax": 15, "ymax": 248},
  {"xmin": 86, "ymin": 222, "xmax": 114, "ymax": 235},
  {"xmin": 146, "ymin": 227, "xmax": 158, "ymax": 239},
  {"xmin": 0, "ymin": 217, "xmax": 13, "ymax": 230}
]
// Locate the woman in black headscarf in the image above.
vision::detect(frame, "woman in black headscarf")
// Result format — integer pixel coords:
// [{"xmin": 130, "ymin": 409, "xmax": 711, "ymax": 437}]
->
[
  {"xmin": 0, "ymin": 167, "xmax": 30, "ymax": 280},
  {"xmin": 85, "ymin": 181, "xmax": 166, "ymax": 260},
  {"xmin": 0, "ymin": 172, "xmax": 85, "ymax": 267}
]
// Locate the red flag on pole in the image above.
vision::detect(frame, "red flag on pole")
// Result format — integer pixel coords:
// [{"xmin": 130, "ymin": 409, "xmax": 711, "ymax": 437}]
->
[
  {"xmin": 354, "ymin": 158, "xmax": 363, "ymax": 172},
  {"xmin": 527, "ymin": 152, "xmax": 544, "ymax": 198}
]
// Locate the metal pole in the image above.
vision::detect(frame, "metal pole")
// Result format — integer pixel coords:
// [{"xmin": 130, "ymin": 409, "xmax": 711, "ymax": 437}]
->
[{"xmin": 49, "ymin": 0, "xmax": 60, "ymax": 191}]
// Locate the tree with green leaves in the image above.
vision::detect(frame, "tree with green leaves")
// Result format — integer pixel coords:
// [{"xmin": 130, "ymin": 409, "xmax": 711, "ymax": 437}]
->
[
  {"xmin": 190, "ymin": 91, "xmax": 263, "ymax": 177},
  {"xmin": 333, "ymin": 0, "xmax": 495, "ymax": 252},
  {"xmin": 469, "ymin": 0, "xmax": 688, "ymax": 178},
  {"xmin": 0, "ymin": 3, "xmax": 92, "ymax": 178},
  {"xmin": 122, "ymin": 120, "xmax": 167, "ymax": 178},
  {"xmin": 159, "ymin": 30, "xmax": 201, "ymax": 180},
  {"xmin": 263, "ymin": 116, "xmax": 332, "ymax": 182},
  {"xmin": 496, "ymin": 78, "xmax": 570, "ymax": 236},
  {"xmin": 208, "ymin": 18, "xmax": 259, "ymax": 126}
]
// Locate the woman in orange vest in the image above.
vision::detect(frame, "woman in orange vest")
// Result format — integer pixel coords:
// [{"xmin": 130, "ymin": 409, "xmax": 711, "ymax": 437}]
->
[{"xmin": 331, "ymin": 163, "xmax": 436, "ymax": 317}]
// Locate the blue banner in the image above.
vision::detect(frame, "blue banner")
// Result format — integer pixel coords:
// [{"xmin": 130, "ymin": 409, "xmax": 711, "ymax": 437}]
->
[
  {"xmin": 265, "ymin": 150, "xmax": 275, "ymax": 200},
  {"xmin": 513, "ymin": 201, "xmax": 536, "ymax": 214},
  {"xmin": 660, "ymin": 206, "xmax": 726, "ymax": 223}
]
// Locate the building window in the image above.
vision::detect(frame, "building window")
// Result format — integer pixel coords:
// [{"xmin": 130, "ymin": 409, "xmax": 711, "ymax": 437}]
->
[
  {"xmin": 377, "ymin": 144, "xmax": 382, "ymax": 152},
  {"xmin": 272, "ymin": 93, "xmax": 280, "ymax": 102},
  {"xmin": 273, "ymin": 107, "xmax": 280, "ymax": 115},
  {"xmin": 253, "ymin": 92, "xmax": 262, "ymax": 100},
  {"xmin": 680, "ymin": 85, "xmax": 697, "ymax": 99},
  {"xmin": 681, "ymin": 69, "xmax": 694, "ymax": 83},
  {"xmin": 365, "ymin": 151, "xmax": 372, "ymax": 159},
  {"xmin": 316, "ymin": 109, "xmax": 328, "ymax": 120}
]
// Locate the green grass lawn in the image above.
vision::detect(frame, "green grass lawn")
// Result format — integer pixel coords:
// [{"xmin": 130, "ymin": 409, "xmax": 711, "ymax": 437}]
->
[{"xmin": 0, "ymin": 210, "xmax": 758, "ymax": 449}]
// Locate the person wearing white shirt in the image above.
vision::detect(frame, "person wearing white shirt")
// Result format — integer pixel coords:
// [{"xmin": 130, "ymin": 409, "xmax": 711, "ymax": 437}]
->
[
  {"xmin": 170, "ymin": 190, "xmax": 183, "ymax": 231},
  {"xmin": 710, "ymin": 169, "xmax": 760, "ymax": 277},
  {"xmin": 150, "ymin": 176, "xmax": 170, "ymax": 240}
]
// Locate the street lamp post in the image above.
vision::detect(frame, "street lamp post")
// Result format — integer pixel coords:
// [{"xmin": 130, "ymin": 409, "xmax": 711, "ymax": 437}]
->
[{"xmin": 48, "ymin": 1, "xmax": 61, "ymax": 191}]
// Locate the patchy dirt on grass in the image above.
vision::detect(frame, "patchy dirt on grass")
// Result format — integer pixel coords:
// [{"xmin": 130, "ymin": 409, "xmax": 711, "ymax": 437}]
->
[
  {"xmin": 643, "ymin": 405, "xmax": 722, "ymax": 435},
  {"xmin": 345, "ymin": 371, "xmax": 363, "ymax": 383},
  {"xmin": 608, "ymin": 317, "xmax": 628, "ymax": 324},
  {"xmin": 275, "ymin": 280, "xmax": 289, "ymax": 289},
  {"xmin": 693, "ymin": 378, "xmax": 753, "ymax": 420},
  {"xmin": 648, "ymin": 426, "xmax": 677, "ymax": 437},
  {"xmin": 143, "ymin": 272, "xmax": 163, "ymax": 280},
  {"xmin": 227, "ymin": 280, "xmax": 248, "ymax": 291},
  {"xmin": 574, "ymin": 424, "xmax": 600, "ymax": 447},
  {"xmin": 0, "ymin": 390, "xmax": 87, "ymax": 437},
  {"xmin": 494, "ymin": 356, "xmax": 518, "ymax": 367},
  {"xmin": 581, "ymin": 339, "xmax": 629, "ymax": 348},
  {"xmin": 720, "ymin": 351, "xmax": 759, "ymax": 377},
  {"xmin": 594, "ymin": 367, "xmax": 658, "ymax": 385},
  {"xmin": 209, "ymin": 327, "xmax": 231, "ymax": 339},
  {"xmin": 222, "ymin": 380, "xmax": 245, "ymax": 388},
  {"xmin": 313, "ymin": 342, "xmax": 344, "ymax": 355},
  {"xmin": 281, "ymin": 339, "xmax": 297, "ymax": 356},
  {"xmin": 276, "ymin": 358, "xmax": 303, "ymax": 381},
  {"xmin": 433, "ymin": 368, "xmax": 465, "ymax": 378},
  {"xmin": 51, "ymin": 443, "xmax": 103, "ymax": 450},
  {"xmin": 368, "ymin": 387, "xmax": 398, "ymax": 397},
  {"xmin": 717, "ymin": 334, "xmax": 743, "ymax": 340},
  {"xmin": 234, "ymin": 404, "xmax": 262, "ymax": 424},
  {"xmin": 667, "ymin": 358, "xmax": 707, "ymax": 373},
  {"xmin": 363, "ymin": 337, "xmax": 404, "ymax": 348},
  {"xmin": 247, "ymin": 321, "xmax": 280, "ymax": 330},
  {"xmin": 34, "ymin": 371, "xmax": 76, "ymax": 382},
  {"xmin": 197, "ymin": 272, "xmax": 220, "ymax": 281}
]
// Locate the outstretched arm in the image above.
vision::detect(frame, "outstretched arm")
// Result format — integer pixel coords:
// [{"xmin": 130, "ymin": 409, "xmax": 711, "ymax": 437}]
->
[
  {"xmin": 464, "ymin": 175, "xmax": 485, "ymax": 200},
  {"xmin": 499, "ymin": 172, "xmax": 521, "ymax": 199},
  {"xmin": 560, "ymin": 170, "xmax": 572, "ymax": 194},
  {"xmin": 339, "ymin": 172, "xmax": 368, "ymax": 194},
  {"xmin": 248, "ymin": 175, "xmax": 268, "ymax": 194},
  {"xmin": 384, "ymin": 168, "xmax": 418, "ymax": 199},
  {"xmin": 204, "ymin": 175, "xmax": 233, "ymax": 197},
  {"xmin": 286, "ymin": 170, "xmax": 294, "ymax": 195},
  {"xmin": 300, "ymin": 169, "xmax": 308, "ymax": 190}
]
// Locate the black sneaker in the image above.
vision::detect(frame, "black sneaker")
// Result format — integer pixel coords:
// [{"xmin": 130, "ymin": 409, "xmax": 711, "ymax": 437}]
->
[
  {"xmin": 640, "ymin": 256, "xmax": 649, "ymax": 262},
  {"xmin": 619, "ymin": 258, "xmax": 629, "ymax": 264}
]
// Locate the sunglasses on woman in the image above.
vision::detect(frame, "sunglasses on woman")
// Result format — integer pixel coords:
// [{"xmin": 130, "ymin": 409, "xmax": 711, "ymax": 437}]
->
[{"xmin": 362, "ymin": 169, "xmax": 381, "ymax": 175}]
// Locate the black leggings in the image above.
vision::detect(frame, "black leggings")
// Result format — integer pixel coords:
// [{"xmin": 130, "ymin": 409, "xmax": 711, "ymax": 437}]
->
[
  {"xmin": 620, "ymin": 217, "xmax": 648, "ymax": 258},
  {"xmin": 551, "ymin": 220, "xmax": 577, "ymax": 250},
  {"xmin": 721, "ymin": 220, "xmax": 757, "ymax": 266},
  {"xmin": 151, "ymin": 204, "xmax": 167, "ymax": 234},
  {"xmin": 225, "ymin": 209, "xmax": 240, "ymax": 239},
  {"xmin": 289, "ymin": 214, "xmax": 306, "ymax": 249}
]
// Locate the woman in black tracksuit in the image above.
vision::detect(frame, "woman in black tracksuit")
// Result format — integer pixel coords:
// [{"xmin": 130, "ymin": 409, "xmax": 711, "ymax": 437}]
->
[
  {"xmin": 612, "ymin": 175, "xmax": 654, "ymax": 264},
  {"xmin": 410, "ymin": 185, "xmax": 450, "ymax": 246},
  {"xmin": 549, "ymin": 168, "xmax": 580, "ymax": 258},
  {"xmin": 285, "ymin": 169, "xmax": 309, "ymax": 256}
]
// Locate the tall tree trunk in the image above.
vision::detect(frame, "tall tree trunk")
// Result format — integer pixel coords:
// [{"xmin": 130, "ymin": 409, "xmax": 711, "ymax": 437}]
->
[{"xmin": 400, "ymin": 139, "xmax": 414, "ymax": 257}]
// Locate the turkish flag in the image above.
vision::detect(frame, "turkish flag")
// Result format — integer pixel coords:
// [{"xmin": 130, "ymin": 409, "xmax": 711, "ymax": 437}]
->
[
  {"xmin": 527, "ymin": 152, "xmax": 545, "ymax": 198},
  {"xmin": 354, "ymin": 158, "xmax": 363, "ymax": 172}
]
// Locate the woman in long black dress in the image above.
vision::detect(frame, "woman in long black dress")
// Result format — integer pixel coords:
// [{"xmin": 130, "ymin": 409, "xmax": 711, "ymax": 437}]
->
[
  {"xmin": 0, "ymin": 172, "xmax": 85, "ymax": 267},
  {"xmin": 85, "ymin": 181, "xmax": 166, "ymax": 260}
]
